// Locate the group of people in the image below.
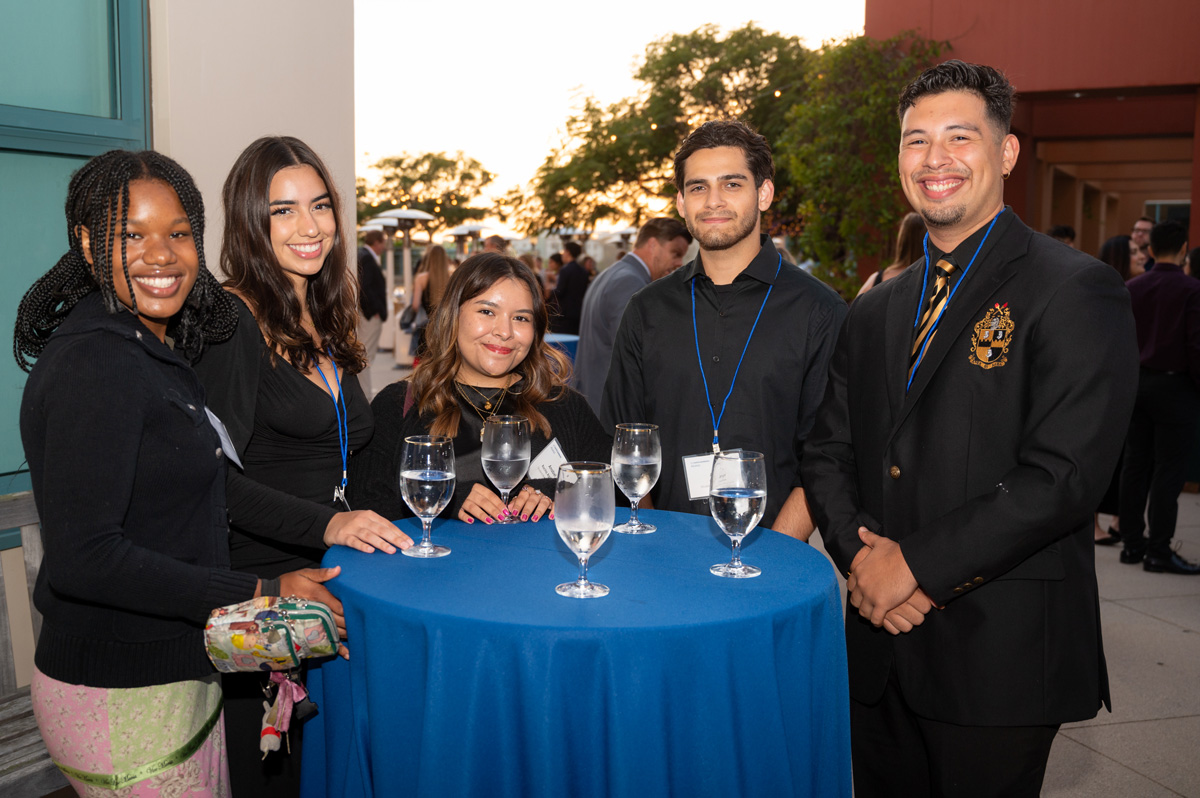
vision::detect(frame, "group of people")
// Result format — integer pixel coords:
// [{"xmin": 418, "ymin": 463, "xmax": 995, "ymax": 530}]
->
[{"xmin": 13, "ymin": 57, "xmax": 1186, "ymax": 798}]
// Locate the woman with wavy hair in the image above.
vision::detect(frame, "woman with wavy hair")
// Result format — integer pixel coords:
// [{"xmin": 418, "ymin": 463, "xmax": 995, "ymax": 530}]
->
[
  {"xmin": 352, "ymin": 252, "xmax": 611, "ymax": 524},
  {"xmin": 192, "ymin": 136, "xmax": 410, "ymax": 795},
  {"xmin": 405, "ymin": 243, "xmax": 451, "ymax": 357}
]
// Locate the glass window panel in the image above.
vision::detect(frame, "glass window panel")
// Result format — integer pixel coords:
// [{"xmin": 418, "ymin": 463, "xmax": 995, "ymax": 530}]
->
[
  {"xmin": 0, "ymin": 1, "xmax": 116, "ymax": 118},
  {"xmin": 0, "ymin": 151, "xmax": 88, "ymax": 474}
]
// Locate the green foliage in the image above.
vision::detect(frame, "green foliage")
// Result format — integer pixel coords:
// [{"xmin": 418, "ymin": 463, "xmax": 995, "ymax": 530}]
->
[
  {"xmin": 781, "ymin": 33, "xmax": 946, "ymax": 295},
  {"xmin": 508, "ymin": 24, "xmax": 812, "ymax": 234},
  {"xmin": 359, "ymin": 151, "xmax": 494, "ymax": 233}
]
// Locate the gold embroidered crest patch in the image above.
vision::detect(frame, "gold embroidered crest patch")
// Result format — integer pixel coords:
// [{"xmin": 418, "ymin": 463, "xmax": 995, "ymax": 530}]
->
[{"xmin": 970, "ymin": 303, "xmax": 1013, "ymax": 369}]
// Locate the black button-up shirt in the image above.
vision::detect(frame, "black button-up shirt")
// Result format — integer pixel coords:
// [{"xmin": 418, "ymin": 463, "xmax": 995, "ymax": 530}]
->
[{"xmin": 601, "ymin": 236, "xmax": 847, "ymax": 527}]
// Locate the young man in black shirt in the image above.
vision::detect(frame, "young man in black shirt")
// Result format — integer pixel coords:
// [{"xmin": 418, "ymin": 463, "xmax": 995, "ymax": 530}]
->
[{"xmin": 600, "ymin": 120, "xmax": 846, "ymax": 540}]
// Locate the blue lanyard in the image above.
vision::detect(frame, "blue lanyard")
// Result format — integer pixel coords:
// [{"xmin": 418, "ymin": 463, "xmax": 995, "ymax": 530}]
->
[
  {"xmin": 313, "ymin": 347, "xmax": 351, "ymax": 509},
  {"xmin": 907, "ymin": 210, "xmax": 1004, "ymax": 392},
  {"xmin": 691, "ymin": 254, "xmax": 782, "ymax": 452}
]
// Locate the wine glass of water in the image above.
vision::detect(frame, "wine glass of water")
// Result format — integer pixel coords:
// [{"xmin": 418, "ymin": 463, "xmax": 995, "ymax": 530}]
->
[
  {"xmin": 709, "ymin": 451, "xmax": 766, "ymax": 578},
  {"xmin": 400, "ymin": 435, "xmax": 455, "ymax": 558},
  {"xmin": 612, "ymin": 423, "xmax": 661, "ymax": 534},
  {"xmin": 554, "ymin": 462, "xmax": 615, "ymax": 598},
  {"xmin": 481, "ymin": 415, "xmax": 531, "ymax": 523}
]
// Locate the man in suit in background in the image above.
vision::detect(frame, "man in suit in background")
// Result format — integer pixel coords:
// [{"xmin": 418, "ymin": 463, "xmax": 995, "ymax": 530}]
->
[
  {"xmin": 356, "ymin": 229, "xmax": 388, "ymax": 396},
  {"xmin": 550, "ymin": 241, "xmax": 589, "ymax": 334},
  {"xmin": 574, "ymin": 218, "xmax": 691, "ymax": 412},
  {"xmin": 802, "ymin": 60, "xmax": 1138, "ymax": 797}
]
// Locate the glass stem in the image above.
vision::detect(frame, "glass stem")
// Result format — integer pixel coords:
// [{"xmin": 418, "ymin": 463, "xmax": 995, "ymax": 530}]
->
[
  {"xmin": 629, "ymin": 496, "xmax": 640, "ymax": 526},
  {"xmin": 730, "ymin": 537, "xmax": 743, "ymax": 568},
  {"xmin": 578, "ymin": 555, "xmax": 589, "ymax": 585},
  {"xmin": 421, "ymin": 518, "xmax": 433, "ymax": 549}
]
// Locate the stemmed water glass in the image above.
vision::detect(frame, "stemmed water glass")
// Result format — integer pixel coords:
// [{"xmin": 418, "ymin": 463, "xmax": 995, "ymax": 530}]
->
[
  {"xmin": 709, "ymin": 451, "xmax": 766, "ymax": 578},
  {"xmin": 554, "ymin": 462, "xmax": 615, "ymax": 598},
  {"xmin": 481, "ymin": 415, "xmax": 531, "ymax": 523},
  {"xmin": 611, "ymin": 423, "xmax": 661, "ymax": 534},
  {"xmin": 399, "ymin": 435, "xmax": 455, "ymax": 558}
]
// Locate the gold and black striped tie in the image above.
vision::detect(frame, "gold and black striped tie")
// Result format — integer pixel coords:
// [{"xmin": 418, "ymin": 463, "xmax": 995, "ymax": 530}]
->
[{"xmin": 909, "ymin": 258, "xmax": 957, "ymax": 379}]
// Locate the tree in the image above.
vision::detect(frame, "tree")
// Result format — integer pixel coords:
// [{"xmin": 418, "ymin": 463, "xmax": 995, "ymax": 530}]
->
[
  {"xmin": 358, "ymin": 151, "xmax": 494, "ymax": 234},
  {"xmin": 780, "ymin": 33, "xmax": 947, "ymax": 295},
  {"xmin": 507, "ymin": 24, "xmax": 812, "ymax": 234}
]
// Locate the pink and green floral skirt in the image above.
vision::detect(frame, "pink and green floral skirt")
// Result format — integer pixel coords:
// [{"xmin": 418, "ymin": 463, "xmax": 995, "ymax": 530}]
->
[{"xmin": 31, "ymin": 666, "xmax": 229, "ymax": 797}]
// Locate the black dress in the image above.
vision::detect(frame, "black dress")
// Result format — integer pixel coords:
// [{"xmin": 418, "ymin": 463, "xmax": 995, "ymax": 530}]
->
[{"xmin": 193, "ymin": 294, "xmax": 371, "ymax": 798}]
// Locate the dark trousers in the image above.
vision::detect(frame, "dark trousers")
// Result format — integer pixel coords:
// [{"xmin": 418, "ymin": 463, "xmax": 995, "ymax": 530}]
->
[
  {"xmin": 1119, "ymin": 369, "xmax": 1200, "ymax": 558},
  {"xmin": 223, "ymin": 671, "xmax": 305, "ymax": 798},
  {"xmin": 850, "ymin": 670, "xmax": 1059, "ymax": 798}
]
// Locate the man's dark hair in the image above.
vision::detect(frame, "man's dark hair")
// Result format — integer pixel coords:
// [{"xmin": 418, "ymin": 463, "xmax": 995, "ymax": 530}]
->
[
  {"xmin": 1136, "ymin": 216, "xmax": 1155, "ymax": 225},
  {"xmin": 635, "ymin": 217, "xmax": 692, "ymax": 248},
  {"xmin": 1150, "ymin": 220, "xmax": 1188, "ymax": 261},
  {"xmin": 363, "ymin": 229, "xmax": 385, "ymax": 246},
  {"xmin": 897, "ymin": 60, "xmax": 1016, "ymax": 136},
  {"xmin": 673, "ymin": 120, "xmax": 774, "ymax": 192},
  {"xmin": 1047, "ymin": 225, "xmax": 1076, "ymax": 242},
  {"xmin": 562, "ymin": 241, "xmax": 582, "ymax": 260}
]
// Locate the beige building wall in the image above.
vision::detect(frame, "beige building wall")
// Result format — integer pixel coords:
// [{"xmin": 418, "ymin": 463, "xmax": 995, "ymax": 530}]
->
[{"xmin": 148, "ymin": 0, "xmax": 357, "ymax": 275}]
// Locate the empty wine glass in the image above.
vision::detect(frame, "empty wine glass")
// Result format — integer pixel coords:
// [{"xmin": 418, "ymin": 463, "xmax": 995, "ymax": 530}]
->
[
  {"xmin": 554, "ymin": 462, "xmax": 615, "ymax": 598},
  {"xmin": 612, "ymin": 423, "xmax": 661, "ymax": 534},
  {"xmin": 709, "ymin": 451, "xmax": 766, "ymax": 578},
  {"xmin": 481, "ymin": 415, "xmax": 531, "ymax": 523},
  {"xmin": 400, "ymin": 435, "xmax": 455, "ymax": 558}
]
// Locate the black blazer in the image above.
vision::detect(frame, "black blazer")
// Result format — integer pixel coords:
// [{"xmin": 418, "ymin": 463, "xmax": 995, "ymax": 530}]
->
[{"xmin": 802, "ymin": 213, "xmax": 1138, "ymax": 726}]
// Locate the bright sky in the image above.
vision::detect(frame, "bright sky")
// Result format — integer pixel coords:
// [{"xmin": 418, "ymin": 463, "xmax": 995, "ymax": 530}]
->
[{"xmin": 354, "ymin": 0, "xmax": 864, "ymax": 209}]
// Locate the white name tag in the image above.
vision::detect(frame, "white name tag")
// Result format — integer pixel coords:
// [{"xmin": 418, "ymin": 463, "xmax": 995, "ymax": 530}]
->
[
  {"xmin": 683, "ymin": 449, "xmax": 742, "ymax": 501},
  {"xmin": 528, "ymin": 437, "xmax": 569, "ymax": 480},
  {"xmin": 205, "ymin": 407, "xmax": 244, "ymax": 470}
]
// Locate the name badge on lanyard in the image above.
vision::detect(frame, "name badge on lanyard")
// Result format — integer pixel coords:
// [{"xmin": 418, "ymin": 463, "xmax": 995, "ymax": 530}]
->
[{"xmin": 682, "ymin": 448, "xmax": 743, "ymax": 501}]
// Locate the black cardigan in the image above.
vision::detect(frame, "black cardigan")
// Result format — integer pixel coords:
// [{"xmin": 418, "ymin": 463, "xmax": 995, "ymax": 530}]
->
[
  {"xmin": 350, "ymin": 380, "xmax": 613, "ymax": 521},
  {"xmin": 19, "ymin": 293, "xmax": 258, "ymax": 688}
]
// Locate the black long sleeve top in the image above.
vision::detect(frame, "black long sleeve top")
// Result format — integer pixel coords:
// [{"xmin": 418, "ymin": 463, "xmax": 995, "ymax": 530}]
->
[
  {"xmin": 350, "ymin": 380, "xmax": 613, "ymax": 521},
  {"xmin": 192, "ymin": 294, "xmax": 373, "ymax": 577},
  {"xmin": 20, "ymin": 293, "xmax": 258, "ymax": 688}
]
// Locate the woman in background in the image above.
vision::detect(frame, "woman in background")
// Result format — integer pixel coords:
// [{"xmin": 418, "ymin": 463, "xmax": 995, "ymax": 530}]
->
[
  {"xmin": 856, "ymin": 212, "xmax": 926, "ymax": 297},
  {"xmin": 406, "ymin": 244, "xmax": 451, "ymax": 358},
  {"xmin": 194, "ymin": 136, "xmax": 410, "ymax": 796}
]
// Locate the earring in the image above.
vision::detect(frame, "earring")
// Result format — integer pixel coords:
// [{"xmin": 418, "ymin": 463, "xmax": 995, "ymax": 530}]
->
[{"xmin": 1002, "ymin": 171, "xmax": 1011, "ymax": 180}]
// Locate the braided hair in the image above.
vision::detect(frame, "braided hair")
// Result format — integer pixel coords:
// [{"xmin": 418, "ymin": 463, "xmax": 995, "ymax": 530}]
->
[{"xmin": 12, "ymin": 149, "xmax": 237, "ymax": 371}]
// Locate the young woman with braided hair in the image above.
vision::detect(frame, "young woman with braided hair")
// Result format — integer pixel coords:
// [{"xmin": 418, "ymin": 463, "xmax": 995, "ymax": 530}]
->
[
  {"xmin": 15, "ymin": 149, "xmax": 345, "ymax": 796},
  {"xmin": 191, "ymin": 136, "xmax": 411, "ymax": 795}
]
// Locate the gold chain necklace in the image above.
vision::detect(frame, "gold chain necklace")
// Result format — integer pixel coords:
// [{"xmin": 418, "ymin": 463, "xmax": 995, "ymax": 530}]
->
[{"xmin": 455, "ymin": 381, "xmax": 510, "ymax": 440}]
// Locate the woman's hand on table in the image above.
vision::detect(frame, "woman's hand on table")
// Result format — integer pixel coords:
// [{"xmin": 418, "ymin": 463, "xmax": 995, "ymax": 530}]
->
[
  {"xmin": 279, "ymin": 566, "xmax": 350, "ymax": 659},
  {"xmin": 457, "ymin": 483, "xmax": 553, "ymax": 524},
  {"xmin": 506, "ymin": 484, "xmax": 553, "ymax": 523},
  {"xmin": 324, "ymin": 510, "xmax": 413, "ymax": 554}
]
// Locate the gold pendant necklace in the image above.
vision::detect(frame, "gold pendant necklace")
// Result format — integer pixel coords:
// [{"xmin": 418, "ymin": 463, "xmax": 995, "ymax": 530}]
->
[{"xmin": 455, "ymin": 380, "xmax": 511, "ymax": 440}]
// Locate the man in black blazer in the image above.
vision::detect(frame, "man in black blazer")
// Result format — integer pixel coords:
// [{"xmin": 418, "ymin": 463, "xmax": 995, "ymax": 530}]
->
[
  {"xmin": 802, "ymin": 60, "xmax": 1139, "ymax": 797},
  {"xmin": 356, "ymin": 230, "xmax": 389, "ymax": 395}
]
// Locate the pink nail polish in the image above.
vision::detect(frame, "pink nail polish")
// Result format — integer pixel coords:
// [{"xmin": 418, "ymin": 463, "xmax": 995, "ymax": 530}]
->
[
  {"xmin": 521, "ymin": 514, "xmax": 528, "ymax": 521},
  {"xmin": 549, "ymin": 512, "xmax": 555, "ymax": 520},
  {"xmin": 465, "ymin": 518, "xmax": 474, "ymax": 524},
  {"xmin": 532, "ymin": 515, "xmax": 540, "ymax": 523},
  {"xmin": 485, "ymin": 517, "xmax": 493, "ymax": 525}
]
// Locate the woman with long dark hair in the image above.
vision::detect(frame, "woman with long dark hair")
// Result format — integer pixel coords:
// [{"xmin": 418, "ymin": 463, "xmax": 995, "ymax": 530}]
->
[
  {"xmin": 15, "ymin": 149, "xmax": 342, "ymax": 796},
  {"xmin": 405, "ymin": 243, "xmax": 451, "ymax": 358},
  {"xmin": 856, "ymin": 212, "xmax": 927, "ymax": 297},
  {"xmin": 352, "ymin": 252, "xmax": 611, "ymax": 524},
  {"xmin": 193, "ymin": 136, "xmax": 410, "ymax": 795}
]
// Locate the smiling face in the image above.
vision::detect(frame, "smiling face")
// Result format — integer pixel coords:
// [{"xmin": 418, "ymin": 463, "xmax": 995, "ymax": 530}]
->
[
  {"xmin": 1131, "ymin": 220, "xmax": 1153, "ymax": 249},
  {"xmin": 81, "ymin": 179, "xmax": 199, "ymax": 342},
  {"xmin": 268, "ymin": 164, "xmax": 337, "ymax": 291},
  {"xmin": 455, "ymin": 277, "xmax": 536, "ymax": 387},
  {"xmin": 675, "ymin": 146, "xmax": 773, "ymax": 254},
  {"xmin": 898, "ymin": 90, "xmax": 1019, "ymax": 251}
]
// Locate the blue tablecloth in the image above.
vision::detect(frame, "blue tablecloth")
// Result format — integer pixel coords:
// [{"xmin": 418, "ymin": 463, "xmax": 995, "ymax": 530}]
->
[{"xmin": 301, "ymin": 509, "xmax": 850, "ymax": 798}]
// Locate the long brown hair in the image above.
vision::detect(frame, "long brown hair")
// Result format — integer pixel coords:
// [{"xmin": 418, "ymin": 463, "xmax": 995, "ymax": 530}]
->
[
  {"xmin": 220, "ymin": 136, "xmax": 365, "ymax": 373},
  {"xmin": 419, "ymin": 245, "xmax": 451, "ymax": 307},
  {"xmin": 410, "ymin": 253, "xmax": 571, "ymax": 437},
  {"xmin": 889, "ymin": 212, "xmax": 927, "ymax": 270}
]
